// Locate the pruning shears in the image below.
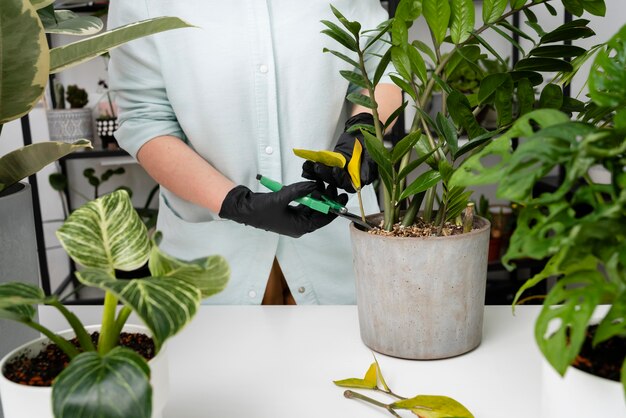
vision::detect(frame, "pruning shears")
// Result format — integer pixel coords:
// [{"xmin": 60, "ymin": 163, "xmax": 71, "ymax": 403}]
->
[{"xmin": 256, "ymin": 174, "xmax": 375, "ymax": 230}]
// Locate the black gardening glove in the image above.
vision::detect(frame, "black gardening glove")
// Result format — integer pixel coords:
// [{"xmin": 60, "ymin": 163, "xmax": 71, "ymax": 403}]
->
[
  {"xmin": 302, "ymin": 112, "xmax": 378, "ymax": 193},
  {"xmin": 218, "ymin": 181, "xmax": 348, "ymax": 238}
]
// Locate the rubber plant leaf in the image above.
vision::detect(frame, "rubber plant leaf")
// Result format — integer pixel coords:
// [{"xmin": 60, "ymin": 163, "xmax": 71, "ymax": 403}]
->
[
  {"xmin": 293, "ymin": 149, "xmax": 346, "ymax": 168},
  {"xmin": 49, "ymin": 17, "xmax": 194, "ymax": 73},
  {"xmin": 43, "ymin": 9, "xmax": 103, "ymax": 35},
  {"xmin": 56, "ymin": 189, "xmax": 150, "ymax": 271},
  {"xmin": 392, "ymin": 395, "xmax": 474, "ymax": 418},
  {"xmin": 52, "ymin": 347, "xmax": 152, "ymax": 418},
  {"xmin": 0, "ymin": 0, "xmax": 49, "ymax": 124},
  {"xmin": 347, "ymin": 139, "xmax": 362, "ymax": 190},
  {"xmin": 148, "ymin": 235, "xmax": 230, "ymax": 299},
  {"xmin": 334, "ymin": 363, "xmax": 378, "ymax": 389},
  {"xmin": 76, "ymin": 268, "xmax": 201, "ymax": 350},
  {"xmin": 0, "ymin": 140, "xmax": 92, "ymax": 193}
]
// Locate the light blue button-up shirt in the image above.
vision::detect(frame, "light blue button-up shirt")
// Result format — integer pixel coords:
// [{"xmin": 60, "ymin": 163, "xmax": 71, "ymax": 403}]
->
[{"xmin": 108, "ymin": 0, "xmax": 391, "ymax": 304}]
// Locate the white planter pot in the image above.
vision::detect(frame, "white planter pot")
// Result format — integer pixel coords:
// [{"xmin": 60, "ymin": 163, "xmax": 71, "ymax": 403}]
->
[
  {"xmin": 0, "ymin": 325, "xmax": 169, "ymax": 418},
  {"xmin": 541, "ymin": 358, "xmax": 625, "ymax": 417},
  {"xmin": 350, "ymin": 214, "xmax": 491, "ymax": 359},
  {"xmin": 47, "ymin": 108, "xmax": 93, "ymax": 142}
]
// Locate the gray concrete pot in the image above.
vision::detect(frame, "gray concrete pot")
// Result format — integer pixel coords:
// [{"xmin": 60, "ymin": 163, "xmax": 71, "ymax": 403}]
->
[
  {"xmin": 47, "ymin": 108, "xmax": 93, "ymax": 142},
  {"xmin": 350, "ymin": 213, "xmax": 490, "ymax": 360}
]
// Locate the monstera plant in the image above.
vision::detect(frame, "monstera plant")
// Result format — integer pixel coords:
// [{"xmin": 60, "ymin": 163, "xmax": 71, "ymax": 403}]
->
[
  {"xmin": 0, "ymin": 0, "xmax": 192, "ymax": 192},
  {"xmin": 0, "ymin": 189, "xmax": 230, "ymax": 417},
  {"xmin": 451, "ymin": 23, "xmax": 626, "ymax": 395}
]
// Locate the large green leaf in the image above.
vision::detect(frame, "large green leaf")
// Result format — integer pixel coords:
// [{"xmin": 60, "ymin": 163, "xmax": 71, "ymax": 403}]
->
[
  {"xmin": 0, "ymin": 140, "xmax": 92, "ymax": 192},
  {"xmin": 43, "ymin": 10, "xmax": 103, "ymax": 35},
  {"xmin": 423, "ymin": 0, "xmax": 450, "ymax": 45},
  {"xmin": 589, "ymin": 24, "xmax": 626, "ymax": 108},
  {"xmin": 0, "ymin": 0, "xmax": 49, "ymax": 124},
  {"xmin": 449, "ymin": 0, "xmax": 474, "ymax": 44},
  {"xmin": 77, "ymin": 269, "xmax": 201, "ymax": 349},
  {"xmin": 399, "ymin": 170, "xmax": 442, "ymax": 200},
  {"xmin": 57, "ymin": 189, "xmax": 150, "ymax": 271},
  {"xmin": 482, "ymin": 0, "xmax": 508, "ymax": 24},
  {"xmin": 0, "ymin": 282, "xmax": 44, "ymax": 322},
  {"xmin": 321, "ymin": 20, "xmax": 357, "ymax": 51},
  {"xmin": 393, "ymin": 395, "xmax": 474, "ymax": 417},
  {"xmin": 50, "ymin": 17, "xmax": 193, "ymax": 73},
  {"xmin": 52, "ymin": 347, "xmax": 151, "ymax": 418},
  {"xmin": 148, "ymin": 239, "xmax": 230, "ymax": 299}
]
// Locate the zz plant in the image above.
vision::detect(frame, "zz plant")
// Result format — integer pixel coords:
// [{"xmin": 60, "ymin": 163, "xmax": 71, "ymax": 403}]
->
[
  {"xmin": 0, "ymin": 189, "xmax": 230, "ymax": 417},
  {"xmin": 306, "ymin": 0, "xmax": 604, "ymax": 232},
  {"xmin": 0, "ymin": 0, "xmax": 191, "ymax": 193},
  {"xmin": 451, "ymin": 24, "xmax": 626, "ymax": 394}
]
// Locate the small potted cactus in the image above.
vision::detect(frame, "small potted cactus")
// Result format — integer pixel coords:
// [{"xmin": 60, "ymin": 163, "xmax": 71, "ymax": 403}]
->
[{"xmin": 46, "ymin": 82, "xmax": 94, "ymax": 143}]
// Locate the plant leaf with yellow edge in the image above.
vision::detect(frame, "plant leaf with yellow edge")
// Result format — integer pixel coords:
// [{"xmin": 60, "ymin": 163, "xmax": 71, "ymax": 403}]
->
[
  {"xmin": 293, "ymin": 148, "xmax": 346, "ymax": 168},
  {"xmin": 392, "ymin": 395, "xmax": 474, "ymax": 418},
  {"xmin": 373, "ymin": 355, "xmax": 389, "ymax": 391},
  {"xmin": 333, "ymin": 362, "xmax": 378, "ymax": 389},
  {"xmin": 347, "ymin": 139, "xmax": 362, "ymax": 190}
]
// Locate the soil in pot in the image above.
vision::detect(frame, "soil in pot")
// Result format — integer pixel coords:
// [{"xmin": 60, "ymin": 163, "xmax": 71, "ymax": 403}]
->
[
  {"xmin": 3, "ymin": 332, "xmax": 155, "ymax": 386},
  {"xmin": 572, "ymin": 324, "xmax": 626, "ymax": 382},
  {"xmin": 366, "ymin": 217, "xmax": 471, "ymax": 238}
]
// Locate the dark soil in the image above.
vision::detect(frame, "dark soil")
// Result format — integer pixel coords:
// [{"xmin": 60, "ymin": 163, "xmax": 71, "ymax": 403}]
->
[
  {"xmin": 3, "ymin": 332, "xmax": 155, "ymax": 387},
  {"xmin": 369, "ymin": 218, "xmax": 468, "ymax": 237},
  {"xmin": 572, "ymin": 325, "xmax": 626, "ymax": 382}
]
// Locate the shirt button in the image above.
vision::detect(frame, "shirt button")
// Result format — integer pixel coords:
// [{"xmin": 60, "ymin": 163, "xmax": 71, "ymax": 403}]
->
[
  {"xmin": 259, "ymin": 64, "xmax": 268, "ymax": 73},
  {"xmin": 265, "ymin": 146, "xmax": 273, "ymax": 155},
  {"xmin": 298, "ymin": 287, "xmax": 306, "ymax": 294},
  {"xmin": 248, "ymin": 290, "xmax": 257, "ymax": 298}
]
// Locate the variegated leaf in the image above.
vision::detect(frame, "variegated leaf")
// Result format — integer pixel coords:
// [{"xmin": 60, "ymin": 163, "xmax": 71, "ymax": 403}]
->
[
  {"xmin": 293, "ymin": 148, "xmax": 347, "ymax": 168},
  {"xmin": 77, "ymin": 269, "xmax": 201, "ymax": 349},
  {"xmin": 50, "ymin": 17, "xmax": 194, "ymax": 73},
  {"xmin": 0, "ymin": 282, "xmax": 45, "ymax": 321},
  {"xmin": 0, "ymin": 140, "xmax": 92, "ymax": 193},
  {"xmin": 52, "ymin": 348, "xmax": 151, "ymax": 418},
  {"xmin": 347, "ymin": 139, "xmax": 362, "ymax": 190},
  {"xmin": 45, "ymin": 10, "xmax": 104, "ymax": 36},
  {"xmin": 148, "ymin": 240, "xmax": 230, "ymax": 299},
  {"xmin": 30, "ymin": 0, "xmax": 55, "ymax": 10},
  {"xmin": 0, "ymin": 0, "xmax": 49, "ymax": 124},
  {"xmin": 57, "ymin": 189, "xmax": 150, "ymax": 271}
]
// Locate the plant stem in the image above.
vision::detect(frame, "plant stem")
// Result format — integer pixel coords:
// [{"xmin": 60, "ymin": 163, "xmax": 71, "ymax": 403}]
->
[
  {"xmin": 47, "ymin": 299, "xmax": 95, "ymax": 352},
  {"xmin": 113, "ymin": 305, "xmax": 133, "ymax": 338},
  {"xmin": 344, "ymin": 390, "xmax": 402, "ymax": 418},
  {"xmin": 375, "ymin": 387, "xmax": 406, "ymax": 400},
  {"xmin": 357, "ymin": 189, "xmax": 367, "ymax": 223},
  {"xmin": 22, "ymin": 320, "xmax": 80, "ymax": 359},
  {"xmin": 98, "ymin": 291, "xmax": 120, "ymax": 355}
]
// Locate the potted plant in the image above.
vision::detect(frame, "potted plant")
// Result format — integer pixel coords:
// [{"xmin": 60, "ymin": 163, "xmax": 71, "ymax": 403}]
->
[
  {"xmin": 95, "ymin": 79, "xmax": 120, "ymax": 150},
  {"xmin": 0, "ymin": 0, "xmax": 192, "ymax": 361},
  {"xmin": 0, "ymin": 189, "xmax": 229, "ymax": 418},
  {"xmin": 450, "ymin": 21, "xmax": 626, "ymax": 415},
  {"xmin": 297, "ymin": 0, "xmax": 605, "ymax": 359},
  {"xmin": 46, "ymin": 83, "xmax": 94, "ymax": 143}
]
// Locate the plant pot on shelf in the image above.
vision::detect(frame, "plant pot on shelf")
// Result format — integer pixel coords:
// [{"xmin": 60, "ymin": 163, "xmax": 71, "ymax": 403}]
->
[
  {"xmin": 350, "ymin": 213, "xmax": 491, "ymax": 360},
  {"xmin": 0, "ymin": 324, "xmax": 169, "ymax": 418},
  {"xmin": 46, "ymin": 108, "xmax": 94, "ymax": 142},
  {"xmin": 96, "ymin": 117, "xmax": 119, "ymax": 150}
]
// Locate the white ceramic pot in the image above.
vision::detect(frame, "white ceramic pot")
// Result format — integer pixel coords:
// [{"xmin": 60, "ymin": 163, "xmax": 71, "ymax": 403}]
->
[
  {"xmin": 350, "ymin": 214, "xmax": 491, "ymax": 359},
  {"xmin": 46, "ymin": 108, "xmax": 93, "ymax": 142},
  {"xmin": 0, "ymin": 324, "xmax": 169, "ymax": 418},
  {"xmin": 541, "ymin": 357, "xmax": 625, "ymax": 417}
]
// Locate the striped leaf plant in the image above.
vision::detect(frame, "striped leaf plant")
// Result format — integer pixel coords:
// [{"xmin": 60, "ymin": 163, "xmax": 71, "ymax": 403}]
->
[
  {"xmin": 0, "ymin": 0, "xmax": 193, "ymax": 193},
  {"xmin": 318, "ymin": 0, "xmax": 605, "ymax": 232},
  {"xmin": 0, "ymin": 189, "xmax": 230, "ymax": 418}
]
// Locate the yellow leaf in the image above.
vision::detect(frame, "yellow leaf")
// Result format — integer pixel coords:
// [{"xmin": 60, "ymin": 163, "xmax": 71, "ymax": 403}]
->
[
  {"xmin": 393, "ymin": 395, "xmax": 474, "ymax": 418},
  {"xmin": 333, "ymin": 378, "xmax": 377, "ymax": 389},
  {"xmin": 373, "ymin": 355, "xmax": 389, "ymax": 391},
  {"xmin": 363, "ymin": 363, "xmax": 377, "ymax": 387},
  {"xmin": 293, "ymin": 148, "xmax": 346, "ymax": 168},
  {"xmin": 347, "ymin": 139, "xmax": 362, "ymax": 190}
]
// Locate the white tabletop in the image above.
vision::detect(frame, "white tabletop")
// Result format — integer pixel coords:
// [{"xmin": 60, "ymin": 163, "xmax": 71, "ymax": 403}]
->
[{"xmin": 39, "ymin": 305, "xmax": 543, "ymax": 418}]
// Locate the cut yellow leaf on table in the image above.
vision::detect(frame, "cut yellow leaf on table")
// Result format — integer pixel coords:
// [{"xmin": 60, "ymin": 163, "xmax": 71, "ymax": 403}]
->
[
  {"xmin": 347, "ymin": 139, "xmax": 362, "ymax": 190},
  {"xmin": 293, "ymin": 148, "xmax": 346, "ymax": 168},
  {"xmin": 392, "ymin": 395, "xmax": 474, "ymax": 418},
  {"xmin": 333, "ymin": 362, "xmax": 378, "ymax": 389}
]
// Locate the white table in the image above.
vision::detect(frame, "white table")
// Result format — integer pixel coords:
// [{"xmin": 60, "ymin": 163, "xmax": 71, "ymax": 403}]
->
[{"xmin": 39, "ymin": 305, "xmax": 544, "ymax": 418}]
